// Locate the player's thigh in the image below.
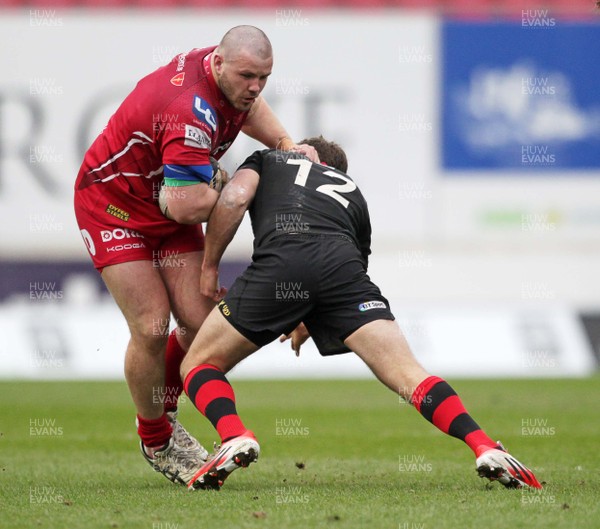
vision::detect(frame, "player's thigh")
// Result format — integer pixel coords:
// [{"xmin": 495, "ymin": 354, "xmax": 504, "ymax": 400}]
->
[
  {"xmin": 344, "ymin": 319, "xmax": 428, "ymax": 391},
  {"xmin": 158, "ymin": 250, "xmax": 214, "ymax": 346},
  {"xmin": 102, "ymin": 260, "xmax": 171, "ymax": 342},
  {"xmin": 222, "ymin": 239, "xmax": 317, "ymax": 344},
  {"xmin": 182, "ymin": 307, "xmax": 259, "ymax": 376},
  {"xmin": 345, "ymin": 319, "xmax": 410, "ymax": 362},
  {"xmin": 305, "ymin": 239, "xmax": 394, "ymax": 355}
]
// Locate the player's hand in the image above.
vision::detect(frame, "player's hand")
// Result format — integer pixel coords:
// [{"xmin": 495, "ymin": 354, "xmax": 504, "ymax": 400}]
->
[
  {"xmin": 200, "ymin": 266, "xmax": 227, "ymax": 301},
  {"xmin": 208, "ymin": 157, "xmax": 229, "ymax": 192},
  {"xmin": 278, "ymin": 138, "xmax": 320, "ymax": 164},
  {"xmin": 291, "ymin": 144, "xmax": 320, "ymax": 163},
  {"xmin": 158, "ymin": 185, "xmax": 174, "ymax": 220},
  {"xmin": 279, "ymin": 322, "xmax": 310, "ymax": 357}
]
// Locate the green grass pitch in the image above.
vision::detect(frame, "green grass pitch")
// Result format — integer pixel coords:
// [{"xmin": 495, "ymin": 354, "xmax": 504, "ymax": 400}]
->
[{"xmin": 1, "ymin": 377, "xmax": 599, "ymax": 529}]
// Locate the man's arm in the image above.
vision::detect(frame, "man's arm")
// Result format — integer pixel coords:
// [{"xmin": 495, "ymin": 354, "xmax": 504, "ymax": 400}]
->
[
  {"xmin": 242, "ymin": 97, "xmax": 319, "ymax": 162},
  {"xmin": 241, "ymin": 96, "xmax": 292, "ymax": 149},
  {"xmin": 200, "ymin": 168, "xmax": 260, "ymax": 300},
  {"xmin": 160, "ymin": 183, "xmax": 219, "ymax": 224},
  {"xmin": 159, "ymin": 159, "xmax": 228, "ymax": 224}
]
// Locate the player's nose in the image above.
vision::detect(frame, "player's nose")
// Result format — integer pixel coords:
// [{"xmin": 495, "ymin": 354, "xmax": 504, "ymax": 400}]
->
[{"xmin": 248, "ymin": 79, "xmax": 261, "ymax": 94}]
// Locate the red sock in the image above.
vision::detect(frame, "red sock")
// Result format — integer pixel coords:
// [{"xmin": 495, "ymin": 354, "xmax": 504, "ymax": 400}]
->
[
  {"xmin": 412, "ymin": 376, "xmax": 497, "ymax": 456},
  {"xmin": 183, "ymin": 364, "xmax": 247, "ymax": 442},
  {"xmin": 137, "ymin": 413, "xmax": 172, "ymax": 448},
  {"xmin": 164, "ymin": 330, "xmax": 187, "ymax": 412}
]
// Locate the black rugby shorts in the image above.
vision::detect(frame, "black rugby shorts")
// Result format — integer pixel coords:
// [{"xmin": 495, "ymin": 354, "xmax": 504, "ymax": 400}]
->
[{"xmin": 217, "ymin": 234, "xmax": 395, "ymax": 355}]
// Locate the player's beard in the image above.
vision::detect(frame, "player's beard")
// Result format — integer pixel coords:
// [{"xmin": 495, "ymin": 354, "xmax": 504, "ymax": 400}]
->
[{"xmin": 219, "ymin": 73, "xmax": 255, "ymax": 112}]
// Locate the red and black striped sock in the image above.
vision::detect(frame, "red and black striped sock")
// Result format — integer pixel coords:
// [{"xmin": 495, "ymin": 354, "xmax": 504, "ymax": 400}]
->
[
  {"xmin": 163, "ymin": 330, "xmax": 186, "ymax": 413},
  {"xmin": 412, "ymin": 376, "xmax": 497, "ymax": 456},
  {"xmin": 183, "ymin": 364, "xmax": 247, "ymax": 443}
]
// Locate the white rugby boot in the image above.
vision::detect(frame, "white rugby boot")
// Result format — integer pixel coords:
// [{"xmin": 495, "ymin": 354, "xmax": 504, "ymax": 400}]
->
[
  {"xmin": 166, "ymin": 410, "xmax": 209, "ymax": 460},
  {"xmin": 476, "ymin": 442, "xmax": 542, "ymax": 489},
  {"xmin": 141, "ymin": 436, "xmax": 206, "ymax": 486},
  {"xmin": 187, "ymin": 430, "xmax": 260, "ymax": 490}
]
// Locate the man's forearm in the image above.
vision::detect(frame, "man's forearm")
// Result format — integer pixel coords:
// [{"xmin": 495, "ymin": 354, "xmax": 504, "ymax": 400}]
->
[
  {"xmin": 203, "ymin": 172, "xmax": 257, "ymax": 270},
  {"xmin": 242, "ymin": 97, "xmax": 292, "ymax": 149},
  {"xmin": 202, "ymin": 201, "xmax": 245, "ymax": 272},
  {"xmin": 201, "ymin": 169, "xmax": 259, "ymax": 299}
]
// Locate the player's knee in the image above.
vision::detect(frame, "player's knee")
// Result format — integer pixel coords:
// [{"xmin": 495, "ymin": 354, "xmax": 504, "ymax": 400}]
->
[
  {"xmin": 179, "ymin": 350, "xmax": 208, "ymax": 382},
  {"xmin": 129, "ymin": 313, "xmax": 171, "ymax": 353},
  {"xmin": 180, "ymin": 348, "xmax": 229, "ymax": 381}
]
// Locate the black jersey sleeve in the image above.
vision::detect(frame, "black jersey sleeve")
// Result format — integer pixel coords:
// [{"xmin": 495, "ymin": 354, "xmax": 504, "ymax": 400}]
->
[{"xmin": 237, "ymin": 149, "xmax": 265, "ymax": 175}]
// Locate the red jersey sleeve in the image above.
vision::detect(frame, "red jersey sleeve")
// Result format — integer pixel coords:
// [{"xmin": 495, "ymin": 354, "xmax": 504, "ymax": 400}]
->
[{"xmin": 160, "ymin": 93, "xmax": 218, "ymax": 167}]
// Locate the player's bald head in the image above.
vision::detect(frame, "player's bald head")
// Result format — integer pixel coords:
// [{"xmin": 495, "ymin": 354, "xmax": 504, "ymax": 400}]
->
[{"xmin": 218, "ymin": 25, "xmax": 272, "ymax": 61}]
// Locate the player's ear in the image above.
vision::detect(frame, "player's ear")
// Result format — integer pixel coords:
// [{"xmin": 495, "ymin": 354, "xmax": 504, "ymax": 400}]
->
[{"xmin": 213, "ymin": 52, "xmax": 224, "ymax": 74}]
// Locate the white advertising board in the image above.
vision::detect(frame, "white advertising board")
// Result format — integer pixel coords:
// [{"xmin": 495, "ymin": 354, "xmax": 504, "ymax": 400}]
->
[{"xmin": 0, "ymin": 294, "xmax": 593, "ymax": 380}]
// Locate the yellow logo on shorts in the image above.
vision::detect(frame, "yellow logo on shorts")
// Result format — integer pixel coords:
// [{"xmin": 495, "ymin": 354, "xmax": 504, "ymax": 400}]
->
[
  {"xmin": 219, "ymin": 300, "xmax": 231, "ymax": 317},
  {"xmin": 105, "ymin": 204, "xmax": 130, "ymax": 222}
]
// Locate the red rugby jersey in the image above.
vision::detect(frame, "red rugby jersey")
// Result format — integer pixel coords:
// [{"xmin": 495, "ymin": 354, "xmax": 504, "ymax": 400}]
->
[{"xmin": 75, "ymin": 46, "xmax": 249, "ymax": 200}]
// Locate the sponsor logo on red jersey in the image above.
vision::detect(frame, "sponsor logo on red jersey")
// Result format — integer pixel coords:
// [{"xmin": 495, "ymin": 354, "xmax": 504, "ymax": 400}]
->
[
  {"xmin": 175, "ymin": 52, "xmax": 186, "ymax": 72},
  {"xmin": 100, "ymin": 228, "xmax": 144, "ymax": 242},
  {"xmin": 193, "ymin": 96, "xmax": 218, "ymax": 132},
  {"xmin": 106, "ymin": 242, "xmax": 146, "ymax": 253},
  {"xmin": 184, "ymin": 124, "xmax": 212, "ymax": 149},
  {"xmin": 80, "ymin": 229, "xmax": 96, "ymax": 256},
  {"xmin": 170, "ymin": 72, "xmax": 185, "ymax": 86},
  {"xmin": 105, "ymin": 204, "xmax": 130, "ymax": 221}
]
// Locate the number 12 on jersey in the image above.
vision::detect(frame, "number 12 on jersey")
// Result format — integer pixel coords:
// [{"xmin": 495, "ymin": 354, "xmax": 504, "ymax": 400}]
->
[{"xmin": 287, "ymin": 158, "xmax": 356, "ymax": 208}]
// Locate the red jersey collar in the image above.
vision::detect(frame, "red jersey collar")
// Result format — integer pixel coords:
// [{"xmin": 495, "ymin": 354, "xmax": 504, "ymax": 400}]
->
[{"xmin": 202, "ymin": 50, "xmax": 247, "ymax": 120}]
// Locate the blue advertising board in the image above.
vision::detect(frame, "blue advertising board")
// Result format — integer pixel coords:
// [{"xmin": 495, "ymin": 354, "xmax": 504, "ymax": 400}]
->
[{"xmin": 442, "ymin": 21, "xmax": 600, "ymax": 170}]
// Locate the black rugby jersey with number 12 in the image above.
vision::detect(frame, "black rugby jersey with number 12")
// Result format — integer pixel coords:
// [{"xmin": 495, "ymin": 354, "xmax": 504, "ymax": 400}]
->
[{"xmin": 238, "ymin": 149, "xmax": 372, "ymax": 265}]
